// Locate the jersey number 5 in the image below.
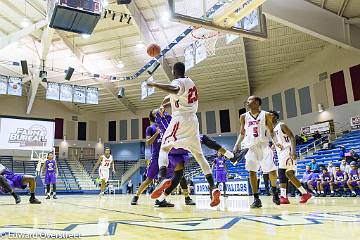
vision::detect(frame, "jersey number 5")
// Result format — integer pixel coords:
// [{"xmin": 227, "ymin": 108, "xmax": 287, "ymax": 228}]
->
[
  {"xmin": 253, "ymin": 127, "xmax": 259, "ymax": 137},
  {"xmin": 188, "ymin": 86, "xmax": 198, "ymax": 104}
]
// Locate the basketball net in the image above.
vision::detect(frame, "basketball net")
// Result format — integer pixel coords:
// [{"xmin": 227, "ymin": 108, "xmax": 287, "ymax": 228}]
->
[{"xmin": 191, "ymin": 27, "xmax": 220, "ymax": 56}]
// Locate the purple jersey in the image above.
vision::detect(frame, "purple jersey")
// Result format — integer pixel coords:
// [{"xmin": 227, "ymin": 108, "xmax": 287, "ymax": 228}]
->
[
  {"xmin": 0, "ymin": 165, "xmax": 26, "ymax": 192},
  {"xmin": 349, "ymin": 169, "xmax": 359, "ymax": 180},
  {"xmin": 335, "ymin": 171, "xmax": 345, "ymax": 181},
  {"xmin": 46, "ymin": 159, "xmax": 56, "ymax": 173},
  {"xmin": 214, "ymin": 157, "xmax": 226, "ymax": 172},
  {"xmin": 146, "ymin": 123, "xmax": 162, "ymax": 159},
  {"xmin": 321, "ymin": 172, "xmax": 331, "ymax": 181},
  {"xmin": 301, "ymin": 171, "xmax": 312, "ymax": 183},
  {"xmin": 310, "ymin": 173, "xmax": 320, "ymax": 182}
]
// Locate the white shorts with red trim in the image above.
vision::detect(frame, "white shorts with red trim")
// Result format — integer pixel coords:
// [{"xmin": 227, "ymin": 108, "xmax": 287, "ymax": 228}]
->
[
  {"xmin": 245, "ymin": 144, "xmax": 277, "ymax": 173},
  {"xmin": 161, "ymin": 113, "xmax": 203, "ymax": 157},
  {"xmin": 277, "ymin": 146, "xmax": 296, "ymax": 171},
  {"xmin": 99, "ymin": 167, "xmax": 110, "ymax": 181}
]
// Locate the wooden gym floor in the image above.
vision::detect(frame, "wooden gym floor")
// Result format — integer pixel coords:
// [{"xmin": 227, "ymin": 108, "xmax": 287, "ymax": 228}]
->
[{"xmin": 0, "ymin": 194, "xmax": 359, "ymax": 239}]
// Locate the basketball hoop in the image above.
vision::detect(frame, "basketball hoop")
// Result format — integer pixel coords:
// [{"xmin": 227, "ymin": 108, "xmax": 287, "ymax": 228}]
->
[{"xmin": 191, "ymin": 27, "xmax": 220, "ymax": 56}]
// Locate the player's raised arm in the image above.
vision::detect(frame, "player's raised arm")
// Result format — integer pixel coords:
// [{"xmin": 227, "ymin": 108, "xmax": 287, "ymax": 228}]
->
[
  {"xmin": 233, "ymin": 115, "xmax": 246, "ymax": 152},
  {"xmin": 147, "ymin": 81, "xmax": 180, "ymax": 95},
  {"xmin": 281, "ymin": 123, "xmax": 297, "ymax": 160},
  {"xmin": 161, "ymin": 95, "xmax": 171, "ymax": 109}
]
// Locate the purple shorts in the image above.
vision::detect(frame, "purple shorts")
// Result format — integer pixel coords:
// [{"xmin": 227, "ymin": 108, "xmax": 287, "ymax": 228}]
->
[
  {"xmin": 45, "ymin": 172, "xmax": 57, "ymax": 185},
  {"xmin": 146, "ymin": 154, "xmax": 189, "ymax": 180},
  {"xmin": 0, "ymin": 170, "xmax": 26, "ymax": 193},
  {"xmin": 334, "ymin": 181, "xmax": 345, "ymax": 188},
  {"xmin": 215, "ymin": 171, "xmax": 227, "ymax": 183},
  {"xmin": 322, "ymin": 182, "xmax": 331, "ymax": 190},
  {"xmin": 350, "ymin": 181, "xmax": 359, "ymax": 187},
  {"xmin": 311, "ymin": 180, "xmax": 318, "ymax": 188}
]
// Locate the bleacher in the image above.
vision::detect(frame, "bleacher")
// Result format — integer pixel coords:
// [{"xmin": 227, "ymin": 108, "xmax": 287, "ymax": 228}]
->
[
  {"xmin": 186, "ymin": 130, "xmax": 360, "ymax": 183},
  {"xmin": 79, "ymin": 159, "xmax": 137, "ymax": 182}
]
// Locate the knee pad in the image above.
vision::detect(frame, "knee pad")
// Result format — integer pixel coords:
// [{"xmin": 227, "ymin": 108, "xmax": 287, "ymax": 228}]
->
[{"xmin": 278, "ymin": 169, "xmax": 287, "ymax": 184}]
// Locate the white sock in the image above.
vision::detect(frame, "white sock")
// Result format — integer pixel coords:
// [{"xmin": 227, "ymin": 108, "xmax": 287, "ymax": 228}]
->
[
  {"xmin": 280, "ymin": 188, "xmax": 287, "ymax": 198},
  {"xmin": 331, "ymin": 191, "xmax": 334, "ymax": 193},
  {"xmin": 352, "ymin": 191, "xmax": 356, "ymax": 194},
  {"xmin": 320, "ymin": 191, "xmax": 324, "ymax": 194},
  {"xmin": 224, "ymin": 150, "xmax": 234, "ymax": 159},
  {"xmin": 158, "ymin": 192, "xmax": 166, "ymax": 202},
  {"xmin": 298, "ymin": 186, "xmax": 307, "ymax": 194}
]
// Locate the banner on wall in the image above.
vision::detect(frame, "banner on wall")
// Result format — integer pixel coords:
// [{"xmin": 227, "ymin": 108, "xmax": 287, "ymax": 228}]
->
[
  {"xmin": 351, "ymin": 116, "xmax": 360, "ymax": 129},
  {"xmin": 300, "ymin": 122, "xmax": 330, "ymax": 135},
  {"xmin": 194, "ymin": 180, "xmax": 249, "ymax": 195},
  {"xmin": 0, "ymin": 117, "xmax": 55, "ymax": 150}
]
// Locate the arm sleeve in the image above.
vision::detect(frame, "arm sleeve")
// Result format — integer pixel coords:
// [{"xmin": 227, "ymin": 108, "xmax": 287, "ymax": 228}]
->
[{"xmin": 171, "ymin": 79, "xmax": 185, "ymax": 95}]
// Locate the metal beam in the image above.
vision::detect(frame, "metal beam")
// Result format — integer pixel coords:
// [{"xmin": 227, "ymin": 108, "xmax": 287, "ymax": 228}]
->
[
  {"xmin": 337, "ymin": 0, "xmax": 349, "ymax": 17},
  {"xmin": 26, "ymin": 26, "xmax": 55, "ymax": 114},
  {"xmin": 263, "ymin": 0, "xmax": 360, "ymax": 52},
  {"xmin": 239, "ymin": 38, "xmax": 251, "ymax": 96},
  {"xmin": 0, "ymin": 19, "xmax": 47, "ymax": 49},
  {"xmin": 321, "ymin": 0, "xmax": 326, "ymax": 8},
  {"xmin": 126, "ymin": 1, "xmax": 173, "ymax": 80},
  {"xmin": 57, "ymin": 31, "xmax": 137, "ymax": 114}
]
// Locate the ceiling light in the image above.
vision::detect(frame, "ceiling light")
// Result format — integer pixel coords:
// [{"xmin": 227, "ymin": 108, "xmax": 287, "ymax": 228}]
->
[
  {"xmin": 161, "ymin": 12, "xmax": 170, "ymax": 22},
  {"xmin": 117, "ymin": 61, "xmax": 124, "ymax": 69},
  {"xmin": 136, "ymin": 41, "xmax": 146, "ymax": 49},
  {"xmin": 103, "ymin": 0, "xmax": 109, "ymax": 7},
  {"xmin": 20, "ymin": 18, "xmax": 30, "ymax": 28},
  {"xmin": 81, "ymin": 34, "xmax": 91, "ymax": 39}
]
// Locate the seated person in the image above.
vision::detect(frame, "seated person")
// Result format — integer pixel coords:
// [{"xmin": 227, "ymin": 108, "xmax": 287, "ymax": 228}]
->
[
  {"xmin": 327, "ymin": 161, "xmax": 335, "ymax": 175},
  {"xmin": 347, "ymin": 161, "xmax": 360, "ymax": 197},
  {"xmin": 333, "ymin": 164, "xmax": 348, "ymax": 197},
  {"xmin": 307, "ymin": 170, "xmax": 320, "ymax": 196},
  {"xmin": 340, "ymin": 159, "xmax": 351, "ymax": 174},
  {"xmin": 308, "ymin": 159, "xmax": 320, "ymax": 172},
  {"xmin": 339, "ymin": 146, "xmax": 346, "ymax": 160},
  {"xmin": 346, "ymin": 149, "xmax": 360, "ymax": 164},
  {"xmin": 313, "ymin": 131, "xmax": 321, "ymax": 140},
  {"xmin": 301, "ymin": 165, "xmax": 313, "ymax": 191},
  {"xmin": 319, "ymin": 167, "xmax": 334, "ymax": 197}
]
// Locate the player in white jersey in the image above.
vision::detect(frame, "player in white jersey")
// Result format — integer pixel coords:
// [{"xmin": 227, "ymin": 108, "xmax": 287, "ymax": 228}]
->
[
  {"xmin": 269, "ymin": 111, "xmax": 313, "ymax": 204},
  {"xmin": 147, "ymin": 62, "xmax": 220, "ymax": 207},
  {"xmin": 233, "ymin": 96, "xmax": 280, "ymax": 208},
  {"xmin": 91, "ymin": 147, "xmax": 115, "ymax": 197}
]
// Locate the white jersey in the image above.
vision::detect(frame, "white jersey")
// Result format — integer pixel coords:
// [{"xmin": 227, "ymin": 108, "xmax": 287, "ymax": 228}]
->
[
  {"xmin": 100, "ymin": 154, "xmax": 113, "ymax": 169},
  {"xmin": 243, "ymin": 110, "xmax": 268, "ymax": 148},
  {"xmin": 274, "ymin": 122, "xmax": 291, "ymax": 149},
  {"xmin": 169, "ymin": 77, "xmax": 198, "ymax": 116}
]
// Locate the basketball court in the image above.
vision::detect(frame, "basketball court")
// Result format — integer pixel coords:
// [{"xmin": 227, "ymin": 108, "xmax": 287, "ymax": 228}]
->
[
  {"xmin": 1, "ymin": 195, "xmax": 360, "ymax": 239},
  {"xmin": 1, "ymin": 0, "xmax": 360, "ymax": 239}
]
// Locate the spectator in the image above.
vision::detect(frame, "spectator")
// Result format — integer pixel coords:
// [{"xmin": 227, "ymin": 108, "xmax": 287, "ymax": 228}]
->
[
  {"xmin": 348, "ymin": 149, "xmax": 360, "ymax": 163},
  {"xmin": 300, "ymin": 134, "xmax": 308, "ymax": 144},
  {"xmin": 340, "ymin": 159, "xmax": 351, "ymax": 174},
  {"xmin": 307, "ymin": 170, "xmax": 320, "ymax": 196},
  {"xmin": 301, "ymin": 165, "xmax": 313, "ymax": 191},
  {"xmin": 339, "ymin": 146, "xmax": 346, "ymax": 160},
  {"xmin": 321, "ymin": 139, "xmax": 334, "ymax": 150},
  {"xmin": 307, "ymin": 159, "xmax": 320, "ymax": 172},
  {"xmin": 313, "ymin": 131, "xmax": 321, "ymax": 141},
  {"xmin": 327, "ymin": 162, "xmax": 335, "ymax": 175}
]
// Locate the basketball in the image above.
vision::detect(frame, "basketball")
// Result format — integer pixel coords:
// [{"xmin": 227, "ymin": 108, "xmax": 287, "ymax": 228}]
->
[{"xmin": 147, "ymin": 44, "xmax": 161, "ymax": 57}]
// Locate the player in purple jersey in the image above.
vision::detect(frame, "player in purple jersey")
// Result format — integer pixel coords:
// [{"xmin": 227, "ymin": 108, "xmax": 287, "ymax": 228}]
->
[
  {"xmin": 40, "ymin": 152, "xmax": 58, "ymax": 199},
  {"xmin": 333, "ymin": 164, "xmax": 347, "ymax": 196},
  {"xmin": 307, "ymin": 171, "xmax": 321, "ymax": 196},
  {"xmin": 319, "ymin": 167, "xmax": 334, "ymax": 197},
  {"xmin": 212, "ymin": 152, "xmax": 228, "ymax": 197},
  {"xmin": 131, "ymin": 109, "xmax": 195, "ymax": 207},
  {"xmin": 347, "ymin": 161, "xmax": 360, "ymax": 197},
  {"xmin": 301, "ymin": 165, "xmax": 313, "ymax": 191},
  {"xmin": 0, "ymin": 163, "xmax": 41, "ymax": 204}
]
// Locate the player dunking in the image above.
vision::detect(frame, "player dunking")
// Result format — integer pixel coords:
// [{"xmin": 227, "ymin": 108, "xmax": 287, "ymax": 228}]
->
[
  {"xmin": 92, "ymin": 147, "xmax": 115, "ymax": 197},
  {"xmin": 233, "ymin": 96, "xmax": 280, "ymax": 208},
  {"xmin": 269, "ymin": 110, "xmax": 312, "ymax": 204},
  {"xmin": 147, "ymin": 62, "xmax": 220, "ymax": 207},
  {"xmin": 40, "ymin": 152, "xmax": 58, "ymax": 199}
]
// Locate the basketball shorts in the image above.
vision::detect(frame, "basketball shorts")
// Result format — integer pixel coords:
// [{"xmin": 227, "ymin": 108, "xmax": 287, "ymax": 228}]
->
[
  {"xmin": 146, "ymin": 154, "xmax": 189, "ymax": 180},
  {"xmin": 334, "ymin": 181, "xmax": 345, "ymax": 188},
  {"xmin": 245, "ymin": 143, "xmax": 277, "ymax": 173},
  {"xmin": 277, "ymin": 147, "xmax": 296, "ymax": 171},
  {"xmin": 0, "ymin": 170, "xmax": 26, "ymax": 193},
  {"xmin": 162, "ymin": 113, "xmax": 206, "ymax": 163},
  {"xmin": 99, "ymin": 167, "xmax": 110, "ymax": 181},
  {"xmin": 215, "ymin": 171, "xmax": 227, "ymax": 183},
  {"xmin": 322, "ymin": 181, "xmax": 331, "ymax": 191},
  {"xmin": 350, "ymin": 181, "xmax": 360, "ymax": 187},
  {"xmin": 45, "ymin": 172, "xmax": 56, "ymax": 185}
]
